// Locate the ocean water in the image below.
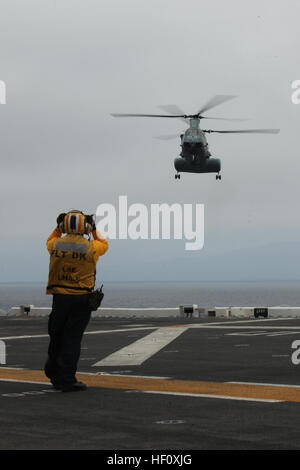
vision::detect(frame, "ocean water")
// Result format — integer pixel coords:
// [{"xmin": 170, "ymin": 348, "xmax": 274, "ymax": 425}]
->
[{"xmin": 1, "ymin": 281, "xmax": 300, "ymax": 313}]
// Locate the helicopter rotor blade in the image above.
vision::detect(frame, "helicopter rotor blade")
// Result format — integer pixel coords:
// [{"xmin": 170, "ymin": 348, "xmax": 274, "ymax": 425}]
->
[
  {"xmin": 197, "ymin": 95, "xmax": 237, "ymax": 116},
  {"xmin": 157, "ymin": 105, "xmax": 188, "ymax": 123},
  {"xmin": 111, "ymin": 113, "xmax": 184, "ymax": 118},
  {"xmin": 157, "ymin": 104, "xmax": 187, "ymax": 116},
  {"xmin": 200, "ymin": 116, "xmax": 249, "ymax": 121},
  {"xmin": 203, "ymin": 128, "xmax": 280, "ymax": 134}
]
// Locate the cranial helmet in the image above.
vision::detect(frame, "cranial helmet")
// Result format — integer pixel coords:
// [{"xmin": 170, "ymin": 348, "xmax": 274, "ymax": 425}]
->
[{"xmin": 62, "ymin": 210, "xmax": 87, "ymax": 235}]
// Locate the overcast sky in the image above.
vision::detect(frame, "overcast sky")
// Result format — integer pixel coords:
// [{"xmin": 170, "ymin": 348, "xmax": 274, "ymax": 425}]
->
[{"xmin": 0, "ymin": 0, "xmax": 300, "ymax": 282}]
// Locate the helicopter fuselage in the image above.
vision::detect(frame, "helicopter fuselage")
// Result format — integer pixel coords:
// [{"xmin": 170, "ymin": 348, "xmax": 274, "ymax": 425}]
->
[{"xmin": 174, "ymin": 118, "xmax": 221, "ymax": 176}]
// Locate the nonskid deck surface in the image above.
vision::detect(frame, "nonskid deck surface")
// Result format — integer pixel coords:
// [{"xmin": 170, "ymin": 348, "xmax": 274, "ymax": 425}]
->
[{"xmin": 1, "ymin": 316, "xmax": 300, "ymax": 450}]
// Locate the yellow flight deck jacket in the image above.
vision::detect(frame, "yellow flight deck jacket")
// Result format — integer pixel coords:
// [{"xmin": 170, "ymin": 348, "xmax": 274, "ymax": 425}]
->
[{"xmin": 46, "ymin": 227, "xmax": 109, "ymax": 295}]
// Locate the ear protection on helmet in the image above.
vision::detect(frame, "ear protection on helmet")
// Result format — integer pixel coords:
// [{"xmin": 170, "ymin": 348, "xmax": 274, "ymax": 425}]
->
[{"xmin": 60, "ymin": 210, "xmax": 91, "ymax": 235}]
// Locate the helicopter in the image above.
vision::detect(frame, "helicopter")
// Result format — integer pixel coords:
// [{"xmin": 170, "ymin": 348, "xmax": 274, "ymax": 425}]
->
[{"xmin": 111, "ymin": 95, "xmax": 280, "ymax": 180}]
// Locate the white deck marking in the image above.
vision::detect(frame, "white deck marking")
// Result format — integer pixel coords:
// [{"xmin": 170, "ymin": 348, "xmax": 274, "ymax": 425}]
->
[
  {"xmin": 227, "ymin": 381, "xmax": 300, "ymax": 388},
  {"xmin": 0, "ymin": 334, "xmax": 49, "ymax": 340},
  {"xmin": 268, "ymin": 331, "xmax": 300, "ymax": 336},
  {"xmin": 92, "ymin": 327, "xmax": 188, "ymax": 366},
  {"xmin": 96, "ymin": 372, "xmax": 171, "ymax": 379},
  {"xmin": 85, "ymin": 327, "xmax": 157, "ymax": 335},
  {"xmin": 227, "ymin": 330, "xmax": 300, "ymax": 336},
  {"xmin": 272, "ymin": 355, "xmax": 289, "ymax": 357},
  {"xmin": 0, "ymin": 326, "xmax": 157, "ymax": 341},
  {"xmin": 199, "ymin": 318, "xmax": 297, "ymax": 324},
  {"xmin": 192, "ymin": 325, "xmax": 300, "ymax": 330},
  {"xmin": 0, "ymin": 378, "xmax": 50, "ymax": 385},
  {"xmin": 142, "ymin": 390, "xmax": 283, "ymax": 403}
]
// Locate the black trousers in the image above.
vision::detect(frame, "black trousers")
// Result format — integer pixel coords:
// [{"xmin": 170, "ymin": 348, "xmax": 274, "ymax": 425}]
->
[{"xmin": 44, "ymin": 294, "xmax": 91, "ymax": 385}]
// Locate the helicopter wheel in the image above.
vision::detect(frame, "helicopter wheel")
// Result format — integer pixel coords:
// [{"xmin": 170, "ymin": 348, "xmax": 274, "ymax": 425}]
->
[
  {"xmin": 175, "ymin": 174, "xmax": 181, "ymax": 180},
  {"xmin": 216, "ymin": 174, "xmax": 221, "ymax": 181}
]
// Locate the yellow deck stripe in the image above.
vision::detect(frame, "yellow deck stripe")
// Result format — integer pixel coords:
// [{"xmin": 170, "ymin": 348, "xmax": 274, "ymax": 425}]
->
[{"xmin": 1, "ymin": 368, "xmax": 300, "ymax": 402}]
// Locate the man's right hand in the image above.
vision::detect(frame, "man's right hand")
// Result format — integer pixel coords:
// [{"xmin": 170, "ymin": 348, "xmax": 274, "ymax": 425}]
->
[{"xmin": 56, "ymin": 213, "xmax": 66, "ymax": 226}]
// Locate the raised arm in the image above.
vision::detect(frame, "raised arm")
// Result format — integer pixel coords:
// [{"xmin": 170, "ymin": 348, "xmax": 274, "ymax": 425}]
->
[
  {"xmin": 92, "ymin": 229, "xmax": 109, "ymax": 263},
  {"xmin": 46, "ymin": 227, "xmax": 62, "ymax": 253}
]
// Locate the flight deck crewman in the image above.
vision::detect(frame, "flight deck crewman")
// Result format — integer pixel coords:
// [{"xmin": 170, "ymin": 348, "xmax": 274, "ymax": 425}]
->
[{"xmin": 44, "ymin": 210, "xmax": 109, "ymax": 392}]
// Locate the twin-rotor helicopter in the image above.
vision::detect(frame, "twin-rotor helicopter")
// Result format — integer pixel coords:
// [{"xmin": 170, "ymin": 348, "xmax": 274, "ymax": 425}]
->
[{"xmin": 111, "ymin": 95, "xmax": 280, "ymax": 181}]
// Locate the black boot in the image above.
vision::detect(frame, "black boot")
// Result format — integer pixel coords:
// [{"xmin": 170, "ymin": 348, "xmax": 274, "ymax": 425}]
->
[{"xmin": 58, "ymin": 381, "xmax": 87, "ymax": 392}]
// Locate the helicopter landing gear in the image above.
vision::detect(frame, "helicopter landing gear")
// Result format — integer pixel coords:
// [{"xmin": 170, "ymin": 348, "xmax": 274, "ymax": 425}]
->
[
  {"xmin": 175, "ymin": 173, "xmax": 181, "ymax": 180},
  {"xmin": 216, "ymin": 173, "xmax": 221, "ymax": 181}
]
